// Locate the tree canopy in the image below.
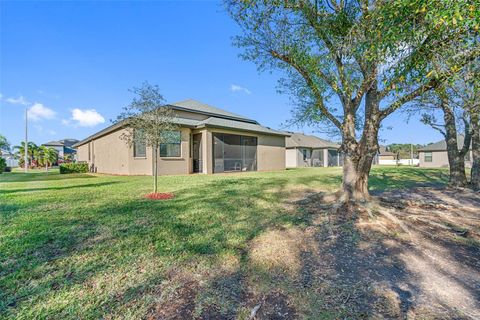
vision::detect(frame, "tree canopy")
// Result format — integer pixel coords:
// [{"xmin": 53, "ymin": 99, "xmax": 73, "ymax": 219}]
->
[
  {"xmin": 227, "ymin": 0, "xmax": 479, "ymax": 201},
  {"xmin": 115, "ymin": 82, "xmax": 178, "ymax": 193}
]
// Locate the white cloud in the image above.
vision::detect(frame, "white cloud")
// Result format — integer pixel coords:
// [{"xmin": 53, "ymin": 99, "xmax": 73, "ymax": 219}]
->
[
  {"xmin": 68, "ymin": 108, "xmax": 105, "ymax": 127},
  {"xmin": 6, "ymin": 96, "xmax": 30, "ymax": 105},
  {"xmin": 230, "ymin": 84, "xmax": 251, "ymax": 95},
  {"xmin": 48, "ymin": 129, "xmax": 57, "ymax": 135},
  {"xmin": 28, "ymin": 103, "xmax": 56, "ymax": 121}
]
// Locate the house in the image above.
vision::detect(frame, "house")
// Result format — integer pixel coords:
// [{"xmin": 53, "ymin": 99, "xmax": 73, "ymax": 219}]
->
[
  {"xmin": 73, "ymin": 99, "xmax": 288, "ymax": 175},
  {"xmin": 418, "ymin": 135, "xmax": 473, "ymax": 168},
  {"xmin": 42, "ymin": 139, "xmax": 79, "ymax": 161},
  {"xmin": 1, "ymin": 151, "xmax": 19, "ymax": 167},
  {"xmin": 378, "ymin": 146, "xmax": 397, "ymax": 161},
  {"xmin": 285, "ymin": 133, "xmax": 341, "ymax": 168}
]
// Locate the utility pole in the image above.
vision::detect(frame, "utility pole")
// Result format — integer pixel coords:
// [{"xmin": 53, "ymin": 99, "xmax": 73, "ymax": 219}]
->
[{"xmin": 25, "ymin": 106, "xmax": 28, "ymax": 173}]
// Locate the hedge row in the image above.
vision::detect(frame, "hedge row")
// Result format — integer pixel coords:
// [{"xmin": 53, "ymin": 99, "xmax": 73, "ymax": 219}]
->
[{"xmin": 59, "ymin": 162, "xmax": 89, "ymax": 174}]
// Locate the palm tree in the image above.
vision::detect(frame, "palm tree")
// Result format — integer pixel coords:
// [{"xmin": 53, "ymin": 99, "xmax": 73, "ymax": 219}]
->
[
  {"xmin": 42, "ymin": 147, "xmax": 58, "ymax": 171},
  {"xmin": 14, "ymin": 142, "xmax": 38, "ymax": 168},
  {"xmin": 34, "ymin": 147, "xmax": 45, "ymax": 169},
  {"xmin": 0, "ymin": 134, "xmax": 10, "ymax": 155}
]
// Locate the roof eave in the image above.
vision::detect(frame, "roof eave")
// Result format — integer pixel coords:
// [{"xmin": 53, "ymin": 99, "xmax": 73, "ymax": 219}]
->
[
  {"xmin": 167, "ymin": 105, "xmax": 259, "ymax": 125},
  {"xmin": 197, "ymin": 123, "xmax": 289, "ymax": 137}
]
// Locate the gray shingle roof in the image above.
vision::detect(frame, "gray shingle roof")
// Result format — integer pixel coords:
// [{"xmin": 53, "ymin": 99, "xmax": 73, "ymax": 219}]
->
[
  {"xmin": 73, "ymin": 100, "xmax": 288, "ymax": 148},
  {"xmin": 379, "ymin": 145, "xmax": 396, "ymax": 156},
  {"xmin": 169, "ymin": 99, "xmax": 257, "ymax": 124},
  {"xmin": 418, "ymin": 135, "xmax": 470, "ymax": 152},
  {"xmin": 198, "ymin": 117, "xmax": 287, "ymax": 136},
  {"xmin": 286, "ymin": 133, "xmax": 339, "ymax": 149},
  {"xmin": 43, "ymin": 140, "xmax": 64, "ymax": 147},
  {"xmin": 43, "ymin": 139, "xmax": 79, "ymax": 147}
]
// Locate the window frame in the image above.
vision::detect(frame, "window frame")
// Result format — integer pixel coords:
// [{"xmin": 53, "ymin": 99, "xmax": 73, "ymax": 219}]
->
[
  {"xmin": 159, "ymin": 130, "xmax": 182, "ymax": 158},
  {"xmin": 302, "ymin": 149, "xmax": 308, "ymax": 161},
  {"xmin": 424, "ymin": 152, "xmax": 433, "ymax": 162},
  {"xmin": 133, "ymin": 129, "xmax": 147, "ymax": 158}
]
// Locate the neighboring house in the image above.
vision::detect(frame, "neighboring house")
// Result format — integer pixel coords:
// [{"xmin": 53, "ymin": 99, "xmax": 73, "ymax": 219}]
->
[
  {"xmin": 418, "ymin": 135, "xmax": 473, "ymax": 168},
  {"xmin": 73, "ymin": 99, "xmax": 288, "ymax": 175},
  {"xmin": 285, "ymin": 133, "xmax": 341, "ymax": 168},
  {"xmin": 378, "ymin": 146, "xmax": 397, "ymax": 161},
  {"xmin": 1, "ymin": 151, "xmax": 19, "ymax": 167},
  {"xmin": 42, "ymin": 139, "xmax": 79, "ymax": 161}
]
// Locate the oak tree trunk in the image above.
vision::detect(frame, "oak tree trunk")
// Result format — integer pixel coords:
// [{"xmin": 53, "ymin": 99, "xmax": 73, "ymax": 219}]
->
[
  {"xmin": 471, "ymin": 113, "xmax": 480, "ymax": 190},
  {"xmin": 342, "ymin": 152, "xmax": 373, "ymax": 202},
  {"xmin": 340, "ymin": 90, "xmax": 379, "ymax": 202},
  {"xmin": 443, "ymin": 104, "xmax": 468, "ymax": 187}
]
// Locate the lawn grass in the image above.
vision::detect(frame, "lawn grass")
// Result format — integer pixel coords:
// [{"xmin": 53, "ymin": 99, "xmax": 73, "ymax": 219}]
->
[{"xmin": 0, "ymin": 166, "xmax": 449, "ymax": 319}]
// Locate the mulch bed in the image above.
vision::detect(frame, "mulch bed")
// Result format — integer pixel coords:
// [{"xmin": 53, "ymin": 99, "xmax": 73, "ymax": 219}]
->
[{"xmin": 144, "ymin": 192, "xmax": 175, "ymax": 200}]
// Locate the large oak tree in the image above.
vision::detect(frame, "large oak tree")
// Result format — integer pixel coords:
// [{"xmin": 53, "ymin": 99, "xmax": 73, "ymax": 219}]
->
[{"xmin": 227, "ymin": 0, "xmax": 479, "ymax": 202}]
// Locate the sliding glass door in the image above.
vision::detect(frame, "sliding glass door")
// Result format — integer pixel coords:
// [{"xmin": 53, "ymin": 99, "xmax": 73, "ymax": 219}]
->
[{"xmin": 213, "ymin": 133, "xmax": 257, "ymax": 173}]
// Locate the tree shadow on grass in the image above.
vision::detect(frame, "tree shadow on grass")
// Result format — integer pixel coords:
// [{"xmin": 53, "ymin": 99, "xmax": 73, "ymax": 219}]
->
[
  {"xmin": 1, "ymin": 168, "xmax": 466, "ymax": 319},
  {"xmin": 151, "ymin": 188, "xmax": 479, "ymax": 319},
  {"xmin": 369, "ymin": 167, "xmax": 448, "ymax": 192},
  {"xmin": 0, "ymin": 181, "xmax": 122, "ymax": 195},
  {"xmin": 0, "ymin": 171, "xmax": 96, "ymax": 183},
  {"xmin": 0, "ymin": 175, "xmax": 309, "ymax": 318}
]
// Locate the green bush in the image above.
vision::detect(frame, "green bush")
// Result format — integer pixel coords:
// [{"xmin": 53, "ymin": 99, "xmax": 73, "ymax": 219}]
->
[
  {"xmin": 59, "ymin": 162, "xmax": 89, "ymax": 174},
  {"xmin": 0, "ymin": 158, "xmax": 6, "ymax": 173}
]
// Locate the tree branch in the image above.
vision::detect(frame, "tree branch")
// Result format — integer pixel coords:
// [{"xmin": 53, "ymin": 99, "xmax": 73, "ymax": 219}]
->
[
  {"xmin": 270, "ymin": 50, "xmax": 342, "ymax": 129},
  {"xmin": 379, "ymin": 78, "xmax": 438, "ymax": 120}
]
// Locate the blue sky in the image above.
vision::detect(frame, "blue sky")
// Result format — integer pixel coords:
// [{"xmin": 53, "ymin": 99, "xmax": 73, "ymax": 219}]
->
[{"xmin": 0, "ymin": 0, "xmax": 442, "ymax": 148}]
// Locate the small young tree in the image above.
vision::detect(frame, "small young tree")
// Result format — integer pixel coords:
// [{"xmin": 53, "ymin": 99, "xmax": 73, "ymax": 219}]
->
[{"xmin": 115, "ymin": 82, "xmax": 178, "ymax": 193}]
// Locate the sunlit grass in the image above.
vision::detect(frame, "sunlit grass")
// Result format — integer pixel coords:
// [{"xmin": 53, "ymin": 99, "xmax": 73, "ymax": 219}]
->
[{"xmin": 0, "ymin": 166, "xmax": 448, "ymax": 319}]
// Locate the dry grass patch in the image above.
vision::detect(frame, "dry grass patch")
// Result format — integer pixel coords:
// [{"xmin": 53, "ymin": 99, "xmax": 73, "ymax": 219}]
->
[{"xmin": 249, "ymin": 227, "xmax": 317, "ymax": 275}]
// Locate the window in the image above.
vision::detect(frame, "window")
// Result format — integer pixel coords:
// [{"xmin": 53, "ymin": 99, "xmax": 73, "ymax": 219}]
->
[
  {"xmin": 133, "ymin": 129, "xmax": 146, "ymax": 158},
  {"xmin": 160, "ymin": 131, "xmax": 181, "ymax": 157},
  {"xmin": 302, "ymin": 149, "xmax": 308, "ymax": 161},
  {"xmin": 424, "ymin": 152, "xmax": 432, "ymax": 162}
]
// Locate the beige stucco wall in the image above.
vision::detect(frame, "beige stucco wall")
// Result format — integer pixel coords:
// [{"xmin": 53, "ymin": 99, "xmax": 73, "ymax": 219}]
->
[
  {"xmin": 77, "ymin": 128, "xmax": 152, "ymax": 175},
  {"xmin": 379, "ymin": 155, "xmax": 396, "ymax": 161},
  {"xmin": 76, "ymin": 121, "xmax": 286, "ymax": 174},
  {"xmin": 156, "ymin": 127, "xmax": 191, "ymax": 175},
  {"xmin": 419, "ymin": 150, "xmax": 473, "ymax": 168},
  {"xmin": 257, "ymin": 134, "xmax": 286, "ymax": 171},
  {"xmin": 286, "ymin": 148, "xmax": 298, "ymax": 168},
  {"xmin": 174, "ymin": 110, "xmax": 209, "ymax": 121},
  {"xmin": 76, "ymin": 127, "xmax": 192, "ymax": 175}
]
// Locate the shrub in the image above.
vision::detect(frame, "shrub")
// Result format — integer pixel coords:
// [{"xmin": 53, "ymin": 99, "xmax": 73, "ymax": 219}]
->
[
  {"xmin": 60, "ymin": 162, "xmax": 88, "ymax": 174},
  {"xmin": 4, "ymin": 166, "xmax": 11, "ymax": 172},
  {"xmin": 0, "ymin": 158, "xmax": 6, "ymax": 173}
]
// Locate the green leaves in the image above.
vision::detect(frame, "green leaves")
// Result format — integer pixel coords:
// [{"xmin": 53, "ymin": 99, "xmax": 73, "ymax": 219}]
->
[{"xmin": 115, "ymin": 82, "xmax": 179, "ymax": 149}]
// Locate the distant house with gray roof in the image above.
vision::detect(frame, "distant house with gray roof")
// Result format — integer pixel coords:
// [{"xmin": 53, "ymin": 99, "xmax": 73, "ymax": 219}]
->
[
  {"xmin": 418, "ymin": 135, "xmax": 473, "ymax": 168},
  {"xmin": 73, "ymin": 99, "xmax": 289, "ymax": 175},
  {"xmin": 42, "ymin": 138, "xmax": 79, "ymax": 162},
  {"xmin": 285, "ymin": 132, "xmax": 341, "ymax": 168}
]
